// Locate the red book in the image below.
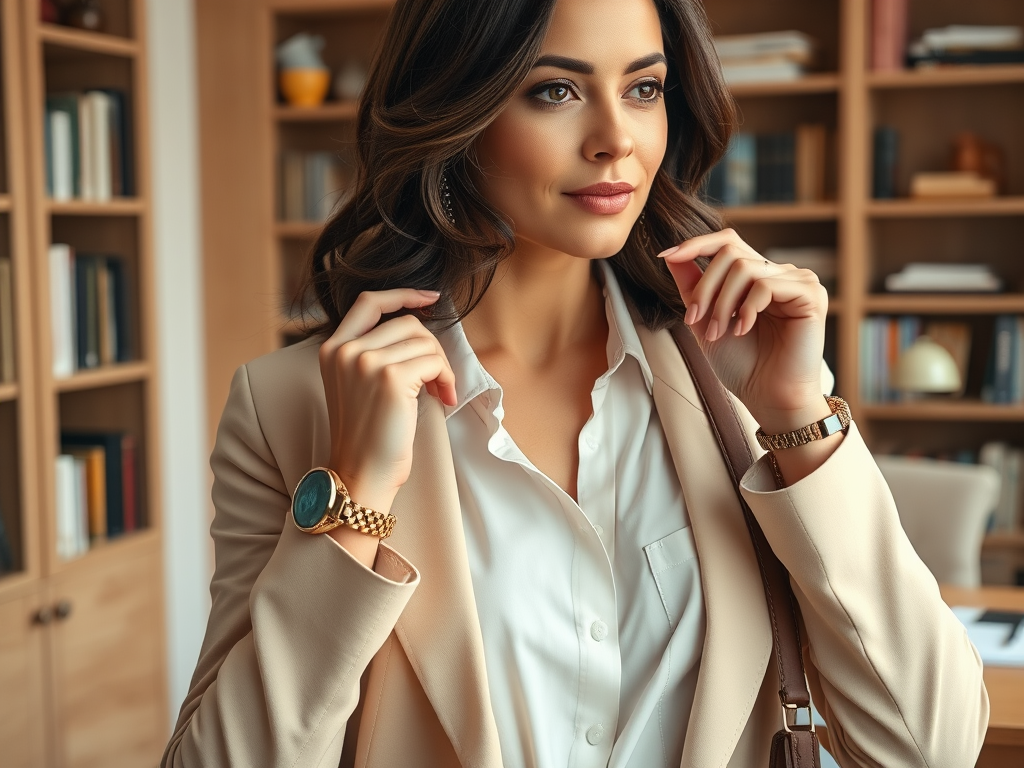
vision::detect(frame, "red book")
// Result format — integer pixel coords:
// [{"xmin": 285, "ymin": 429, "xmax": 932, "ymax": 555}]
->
[
  {"xmin": 121, "ymin": 434, "xmax": 137, "ymax": 532},
  {"xmin": 872, "ymin": 0, "xmax": 909, "ymax": 71}
]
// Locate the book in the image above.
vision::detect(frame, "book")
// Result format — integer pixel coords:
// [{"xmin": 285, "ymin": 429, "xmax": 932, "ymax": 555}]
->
[
  {"xmin": 979, "ymin": 442, "xmax": 1024, "ymax": 533},
  {"xmin": 63, "ymin": 446, "xmax": 107, "ymax": 541},
  {"xmin": 45, "ymin": 93, "xmax": 81, "ymax": 198},
  {"xmin": 61, "ymin": 431, "xmax": 132, "ymax": 538},
  {"xmin": 923, "ymin": 321, "xmax": 971, "ymax": 397},
  {"xmin": 122, "ymin": 434, "xmax": 138, "ymax": 532},
  {"xmin": 795, "ymin": 124, "xmax": 826, "ymax": 203},
  {"xmin": 982, "ymin": 315, "xmax": 1019, "ymax": 404},
  {"xmin": 84, "ymin": 91, "xmax": 113, "ymax": 201},
  {"xmin": 723, "ymin": 133, "xmax": 756, "ymax": 206},
  {"xmin": 720, "ymin": 59, "xmax": 804, "ymax": 85},
  {"xmin": 280, "ymin": 150, "xmax": 349, "ymax": 222},
  {"xmin": 75, "ymin": 254, "xmax": 99, "ymax": 369},
  {"xmin": 0, "ymin": 499, "xmax": 14, "ymax": 573},
  {"xmin": 910, "ymin": 171, "xmax": 996, "ymax": 199},
  {"xmin": 49, "ymin": 243, "xmax": 76, "ymax": 378},
  {"xmin": 871, "ymin": 0, "xmax": 909, "ymax": 71},
  {"xmin": 714, "ymin": 31, "xmax": 814, "ymax": 63},
  {"xmin": 884, "ymin": 263, "xmax": 1003, "ymax": 293},
  {"xmin": 920, "ymin": 25, "xmax": 1023, "ymax": 51},
  {"xmin": 872, "ymin": 126, "xmax": 899, "ymax": 199},
  {"xmin": 106, "ymin": 256, "xmax": 132, "ymax": 362},
  {"xmin": 0, "ymin": 257, "xmax": 14, "ymax": 383},
  {"xmin": 55, "ymin": 453, "xmax": 90, "ymax": 560}
]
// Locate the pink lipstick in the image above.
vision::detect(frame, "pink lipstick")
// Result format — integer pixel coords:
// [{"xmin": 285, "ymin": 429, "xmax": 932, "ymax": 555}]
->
[{"xmin": 564, "ymin": 181, "xmax": 635, "ymax": 215}]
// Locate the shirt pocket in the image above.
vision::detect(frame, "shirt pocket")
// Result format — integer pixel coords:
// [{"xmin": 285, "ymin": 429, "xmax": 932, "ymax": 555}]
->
[{"xmin": 643, "ymin": 526, "xmax": 699, "ymax": 629}]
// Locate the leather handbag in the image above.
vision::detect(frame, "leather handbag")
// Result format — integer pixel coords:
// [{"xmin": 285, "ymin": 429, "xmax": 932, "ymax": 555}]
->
[{"xmin": 670, "ymin": 322, "xmax": 822, "ymax": 768}]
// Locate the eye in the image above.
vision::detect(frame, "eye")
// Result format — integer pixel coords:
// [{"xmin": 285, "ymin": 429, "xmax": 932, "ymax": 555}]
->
[
  {"xmin": 628, "ymin": 79, "xmax": 664, "ymax": 103},
  {"xmin": 531, "ymin": 80, "xmax": 577, "ymax": 105}
]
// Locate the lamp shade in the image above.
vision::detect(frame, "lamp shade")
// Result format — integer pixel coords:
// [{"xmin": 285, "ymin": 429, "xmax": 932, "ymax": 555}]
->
[{"xmin": 893, "ymin": 336, "xmax": 961, "ymax": 393}]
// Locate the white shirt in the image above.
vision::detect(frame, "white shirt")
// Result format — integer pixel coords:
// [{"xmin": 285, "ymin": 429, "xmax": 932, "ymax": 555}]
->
[{"xmin": 438, "ymin": 261, "xmax": 706, "ymax": 768}]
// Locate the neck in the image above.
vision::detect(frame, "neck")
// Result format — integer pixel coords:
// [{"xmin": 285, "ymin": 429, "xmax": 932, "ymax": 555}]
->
[{"xmin": 461, "ymin": 243, "xmax": 607, "ymax": 368}]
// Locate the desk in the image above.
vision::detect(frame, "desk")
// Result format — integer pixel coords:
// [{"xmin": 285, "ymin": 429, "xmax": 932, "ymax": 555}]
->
[{"xmin": 940, "ymin": 586, "xmax": 1024, "ymax": 767}]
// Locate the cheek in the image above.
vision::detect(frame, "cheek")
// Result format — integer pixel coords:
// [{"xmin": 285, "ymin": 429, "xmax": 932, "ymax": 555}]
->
[{"xmin": 476, "ymin": 110, "xmax": 568, "ymax": 209}]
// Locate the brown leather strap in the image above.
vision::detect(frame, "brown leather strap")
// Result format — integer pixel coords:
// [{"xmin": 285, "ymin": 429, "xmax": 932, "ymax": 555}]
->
[{"xmin": 669, "ymin": 322, "xmax": 813, "ymax": 711}]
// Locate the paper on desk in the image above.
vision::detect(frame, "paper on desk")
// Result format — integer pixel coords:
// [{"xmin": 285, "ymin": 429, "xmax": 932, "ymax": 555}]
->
[{"xmin": 952, "ymin": 606, "xmax": 1024, "ymax": 667}]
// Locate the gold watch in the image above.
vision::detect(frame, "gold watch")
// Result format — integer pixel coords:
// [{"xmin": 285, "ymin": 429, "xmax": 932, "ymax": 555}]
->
[
  {"xmin": 755, "ymin": 395, "xmax": 852, "ymax": 452},
  {"xmin": 291, "ymin": 467, "xmax": 396, "ymax": 539}
]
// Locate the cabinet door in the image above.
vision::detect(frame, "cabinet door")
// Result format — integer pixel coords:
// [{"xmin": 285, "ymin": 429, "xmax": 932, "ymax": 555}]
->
[
  {"xmin": 50, "ymin": 547, "xmax": 167, "ymax": 768},
  {"xmin": 0, "ymin": 589, "xmax": 50, "ymax": 768}
]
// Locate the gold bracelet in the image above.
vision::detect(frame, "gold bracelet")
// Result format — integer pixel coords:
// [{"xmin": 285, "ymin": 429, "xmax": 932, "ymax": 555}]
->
[{"xmin": 755, "ymin": 395, "xmax": 852, "ymax": 453}]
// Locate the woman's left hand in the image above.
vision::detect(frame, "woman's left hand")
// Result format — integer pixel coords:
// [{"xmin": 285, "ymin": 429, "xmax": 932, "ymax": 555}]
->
[{"xmin": 659, "ymin": 228, "xmax": 829, "ymax": 433}]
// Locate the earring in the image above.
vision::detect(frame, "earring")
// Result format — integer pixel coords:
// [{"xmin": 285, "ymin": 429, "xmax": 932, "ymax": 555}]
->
[
  {"xmin": 440, "ymin": 171, "xmax": 456, "ymax": 226},
  {"xmin": 637, "ymin": 208, "xmax": 651, "ymax": 250}
]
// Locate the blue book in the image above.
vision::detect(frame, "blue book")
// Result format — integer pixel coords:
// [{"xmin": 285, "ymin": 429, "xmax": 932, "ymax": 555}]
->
[{"xmin": 724, "ymin": 133, "xmax": 756, "ymax": 206}]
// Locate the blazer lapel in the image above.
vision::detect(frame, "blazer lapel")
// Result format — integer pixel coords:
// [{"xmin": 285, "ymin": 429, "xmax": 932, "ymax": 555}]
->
[
  {"xmin": 637, "ymin": 324, "xmax": 773, "ymax": 768},
  {"xmin": 381, "ymin": 392, "xmax": 503, "ymax": 768}
]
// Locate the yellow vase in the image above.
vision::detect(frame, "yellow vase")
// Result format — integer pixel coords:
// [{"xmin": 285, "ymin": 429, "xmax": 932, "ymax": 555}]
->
[{"xmin": 280, "ymin": 68, "xmax": 330, "ymax": 108}]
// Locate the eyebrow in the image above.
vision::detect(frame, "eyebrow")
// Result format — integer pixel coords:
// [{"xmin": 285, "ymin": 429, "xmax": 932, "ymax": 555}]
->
[{"xmin": 532, "ymin": 52, "xmax": 668, "ymax": 76}]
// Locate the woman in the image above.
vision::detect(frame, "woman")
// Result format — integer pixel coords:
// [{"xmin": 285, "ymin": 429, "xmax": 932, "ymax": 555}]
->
[{"xmin": 163, "ymin": 0, "xmax": 987, "ymax": 765}]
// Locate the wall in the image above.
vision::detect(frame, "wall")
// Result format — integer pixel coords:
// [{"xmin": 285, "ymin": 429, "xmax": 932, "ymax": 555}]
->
[{"xmin": 145, "ymin": 0, "xmax": 211, "ymax": 726}]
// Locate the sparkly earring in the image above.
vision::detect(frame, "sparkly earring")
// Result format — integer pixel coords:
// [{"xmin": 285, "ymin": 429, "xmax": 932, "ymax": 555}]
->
[
  {"xmin": 637, "ymin": 208, "xmax": 651, "ymax": 250},
  {"xmin": 440, "ymin": 171, "xmax": 456, "ymax": 226}
]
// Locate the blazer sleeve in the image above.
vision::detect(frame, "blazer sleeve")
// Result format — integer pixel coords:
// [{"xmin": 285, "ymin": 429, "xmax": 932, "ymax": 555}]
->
[
  {"xmin": 737, "ymin": 417, "xmax": 989, "ymax": 768},
  {"xmin": 161, "ymin": 365, "xmax": 419, "ymax": 768}
]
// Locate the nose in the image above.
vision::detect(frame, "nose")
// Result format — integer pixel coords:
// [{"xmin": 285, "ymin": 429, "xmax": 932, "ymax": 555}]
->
[{"xmin": 580, "ymin": 97, "xmax": 635, "ymax": 163}]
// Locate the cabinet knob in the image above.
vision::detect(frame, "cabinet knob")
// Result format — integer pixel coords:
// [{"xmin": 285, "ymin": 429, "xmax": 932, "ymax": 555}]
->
[
  {"xmin": 54, "ymin": 600, "xmax": 73, "ymax": 620},
  {"xmin": 33, "ymin": 606, "xmax": 54, "ymax": 625}
]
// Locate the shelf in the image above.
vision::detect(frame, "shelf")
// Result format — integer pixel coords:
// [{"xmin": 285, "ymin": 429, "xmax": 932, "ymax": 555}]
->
[
  {"xmin": 274, "ymin": 101, "xmax": 358, "ymax": 122},
  {"xmin": 0, "ymin": 382, "xmax": 17, "ymax": 402},
  {"xmin": 867, "ymin": 197, "xmax": 1024, "ymax": 218},
  {"xmin": 276, "ymin": 220, "xmax": 324, "ymax": 239},
  {"xmin": 48, "ymin": 198, "xmax": 145, "ymax": 216},
  {"xmin": 38, "ymin": 24, "xmax": 138, "ymax": 58},
  {"xmin": 869, "ymin": 65, "xmax": 1024, "ymax": 90},
  {"xmin": 720, "ymin": 202, "xmax": 839, "ymax": 223},
  {"xmin": 728, "ymin": 73, "xmax": 841, "ymax": 97},
  {"xmin": 865, "ymin": 294, "xmax": 1024, "ymax": 314},
  {"xmin": 984, "ymin": 531, "xmax": 1024, "ymax": 548},
  {"xmin": 862, "ymin": 401, "xmax": 1024, "ymax": 421},
  {"xmin": 53, "ymin": 361, "xmax": 151, "ymax": 393}
]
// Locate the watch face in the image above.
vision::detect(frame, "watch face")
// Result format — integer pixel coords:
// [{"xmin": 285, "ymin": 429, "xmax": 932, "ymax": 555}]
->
[{"xmin": 293, "ymin": 470, "xmax": 335, "ymax": 529}]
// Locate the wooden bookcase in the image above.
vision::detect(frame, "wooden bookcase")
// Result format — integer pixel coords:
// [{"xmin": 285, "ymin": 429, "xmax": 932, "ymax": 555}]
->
[
  {"xmin": 198, "ymin": 0, "xmax": 1024, "ymax": 582},
  {"xmin": 0, "ymin": 1, "xmax": 168, "ymax": 766}
]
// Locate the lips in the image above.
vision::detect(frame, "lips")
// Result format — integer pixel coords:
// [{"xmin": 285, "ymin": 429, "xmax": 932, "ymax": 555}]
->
[{"xmin": 564, "ymin": 181, "xmax": 636, "ymax": 215}]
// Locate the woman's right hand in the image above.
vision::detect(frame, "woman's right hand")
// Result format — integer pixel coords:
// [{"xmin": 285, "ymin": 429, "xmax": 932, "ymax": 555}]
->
[{"xmin": 318, "ymin": 289, "xmax": 457, "ymax": 522}]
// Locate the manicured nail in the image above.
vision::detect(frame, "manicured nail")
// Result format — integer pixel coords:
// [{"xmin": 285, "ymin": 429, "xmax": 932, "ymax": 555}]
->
[
  {"xmin": 705, "ymin": 318, "xmax": 720, "ymax": 342},
  {"xmin": 419, "ymin": 289, "xmax": 441, "ymax": 298},
  {"xmin": 684, "ymin": 303, "xmax": 699, "ymax": 325},
  {"xmin": 657, "ymin": 245, "xmax": 681, "ymax": 259},
  {"xmin": 733, "ymin": 318, "xmax": 744, "ymax": 336}
]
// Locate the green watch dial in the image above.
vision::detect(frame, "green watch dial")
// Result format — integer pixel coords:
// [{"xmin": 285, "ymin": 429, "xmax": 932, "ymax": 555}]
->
[{"xmin": 293, "ymin": 470, "xmax": 334, "ymax": 529}]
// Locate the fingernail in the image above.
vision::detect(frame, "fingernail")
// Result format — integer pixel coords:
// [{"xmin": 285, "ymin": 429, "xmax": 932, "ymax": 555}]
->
[
  {"xmin": 733, "ymin": 318, "xmax": 744, "ymax": 336},
  {"xmin": 705, "ymin": 318, "xmax": 720, "ymax": 342},
  {"xmin": 657, "ymin": 245, "xmax": 681, "ymax": 259},
  {"xmin": 684, "ymin": 303, "xmax": 698, "ymax": 325},
  {"xmin": 419, "ymin": 289, "xmax": 441, "ymax": 298}
]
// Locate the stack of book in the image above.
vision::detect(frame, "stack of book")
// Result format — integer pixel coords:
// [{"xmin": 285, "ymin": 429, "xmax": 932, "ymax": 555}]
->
[
  {"xmin": 48, "ymin": 243, "xmax": 132, "ymax": 378},
  {"xmin": 0, "ymin": 257, "xmax": 13, "ymax": 383},
  {"xmin": 910, "ymin": 172, "xmax": 997, "ymax": 200},
  {"xmin": 713, "ymin": 31, "xmax": 815, "ymax": 84},
  {"xmin": 45, "ymin": 89, "xmax": 134, "ymax": 202},
  {"xmin": 55, "ymin": 431, "xmax": 140, "ymax": 560},
  {"xmin": 884, "ymin": 263, "xmax": 1003, "ymax": 293},
  {"xmin": 280, "ymin": 150, "xmax": 351, "ymax": 222},
  {"xmin": 763, "ymin": 246, "xmax": 837, "ymax": 295},
  {"xmin": 908, "ymin": 25, "xmax": 1024, "ymax": 68},
  {"xmin": 860, "ymin": 317, "xmax": 973, "ymax": 402},
  {"xmin": 981, "ymin": 315, "xmax": 1024, "ymax": 405},
  {"xmin": 979, "ymin": 442, "xmax": 1024, "ymax": 535},
  {"xmin": 702, "ymin": 125, "xmax": 827, "ymax": 206}
]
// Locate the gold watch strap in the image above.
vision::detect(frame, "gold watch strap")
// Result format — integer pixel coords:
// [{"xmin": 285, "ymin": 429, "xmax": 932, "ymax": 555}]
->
[
  {"xmin": 755, "ymin": 395, "xmax": 852, "ymax": 452},
  {"xmin": 294, "ymin": 467, "xmax": 397, "ymax": 539}
]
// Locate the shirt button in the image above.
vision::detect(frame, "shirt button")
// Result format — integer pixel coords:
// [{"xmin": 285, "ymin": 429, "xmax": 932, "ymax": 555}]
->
[
  {"xmin": 590, "ymin": 620, "xmax": 608, "ymax": 642},
  {"xmin": 586, "ymin": 724, "xmax": 605, "ymax": 745}
]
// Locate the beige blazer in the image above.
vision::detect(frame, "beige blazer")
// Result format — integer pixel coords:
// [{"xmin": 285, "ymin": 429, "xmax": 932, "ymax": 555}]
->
[{"xmin": 162, "ymin": 326, "xmax": 988, "ymax": 768}]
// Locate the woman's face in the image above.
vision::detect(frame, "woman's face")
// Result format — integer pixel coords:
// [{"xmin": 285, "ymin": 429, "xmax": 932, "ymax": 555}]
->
[{"xmin": 474, "ymin": 0, "xmax": 669, "ymax": 263}]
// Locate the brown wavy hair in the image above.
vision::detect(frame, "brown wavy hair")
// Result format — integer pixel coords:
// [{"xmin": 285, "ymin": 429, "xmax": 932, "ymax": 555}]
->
[{"xmin": 300, "ymin": 0, "xmax": 736, "ymax": 336}]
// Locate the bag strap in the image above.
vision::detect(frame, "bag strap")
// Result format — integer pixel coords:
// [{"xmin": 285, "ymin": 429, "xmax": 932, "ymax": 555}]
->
[{"xmin": 669, "ymin": 323, "xmax": 819, "ymax": 762}]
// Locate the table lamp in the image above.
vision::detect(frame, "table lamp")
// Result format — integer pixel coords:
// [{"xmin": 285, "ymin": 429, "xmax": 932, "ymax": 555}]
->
[{"xmin": 893, "ymin": 336, "xmax": 962, "ymax": 393}]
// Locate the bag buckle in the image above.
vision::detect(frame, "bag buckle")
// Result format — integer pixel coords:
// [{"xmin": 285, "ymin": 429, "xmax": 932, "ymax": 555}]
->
[{"xmin": 782, "ymin": 703, "xmax": 815, "ymax": 733}]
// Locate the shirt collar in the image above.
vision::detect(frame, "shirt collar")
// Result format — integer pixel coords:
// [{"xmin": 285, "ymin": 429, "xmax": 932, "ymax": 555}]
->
[{"xmin": 436, "ymin": 260, "xmax": 655, "ymax": 421}]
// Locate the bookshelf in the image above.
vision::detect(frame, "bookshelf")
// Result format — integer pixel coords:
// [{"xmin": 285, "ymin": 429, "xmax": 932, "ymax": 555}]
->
[
  {"xmin": 198, "ymin": 0, "xmax": 1024, "ymax": 584},
  {"xmin": 0, "ymin": 0, "xmax": 167, "ymax": 765}
]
